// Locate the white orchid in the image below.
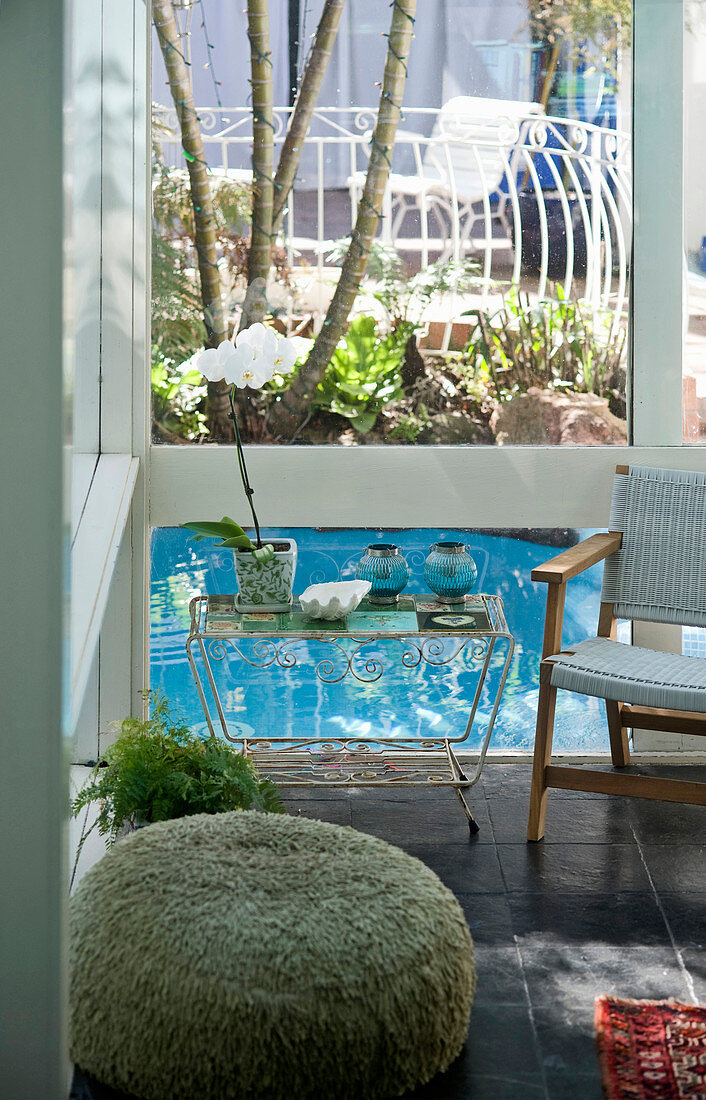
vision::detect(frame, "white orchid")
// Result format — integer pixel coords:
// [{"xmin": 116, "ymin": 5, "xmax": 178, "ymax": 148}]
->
[
  {"xmin": 196, "ymin": 340, "xmax": 239, "ymax": 383},
  {"xmin": 185, "ymin": 323, "xmax": 300, "ymax": 563},
  {"xmin": 196, "ymin": 324, "xmax": 301, "ymax": 389},
  {"xmin": 225, "ymin": 343, "xmax": 274, "ymax": 389},
  {"xmin": 273, "ymin": 337, "xmax": 298, "ymax": 374},
  {"xmin": 235, "ymin": 322, "xmax": 278, "ymax": 363}
]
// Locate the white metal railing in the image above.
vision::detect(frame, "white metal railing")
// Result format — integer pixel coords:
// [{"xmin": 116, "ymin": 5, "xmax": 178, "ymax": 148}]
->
[{"xmin": 154, "ymin": 105, "xmax": 631, "ymax": 329}]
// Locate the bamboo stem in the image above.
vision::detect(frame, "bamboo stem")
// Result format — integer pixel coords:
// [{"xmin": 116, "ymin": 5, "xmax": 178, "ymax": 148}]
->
[
  {"xmin": 267, "ymin": 0, "xmax": 417, "ymax": 440},
  {"xmin": 272, "ymin": 0, "xmax": 347, "ymax": 231},
  {"xmin": 245, "ymin": 0, "xmax": 274, "ymax": 307},
  {"xmin": 152, "ymin": 0, "xmax": 230, "ymax": 439},
  {"xmin": 152, "ymin": 0, "xmax": 226, "ymax": 349}
]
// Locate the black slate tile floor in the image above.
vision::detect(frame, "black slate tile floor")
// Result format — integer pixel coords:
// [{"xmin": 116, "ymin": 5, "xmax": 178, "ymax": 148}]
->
[{"xmin": 72, "ymin": 762, "xmax": 706, "ymax": 1100}]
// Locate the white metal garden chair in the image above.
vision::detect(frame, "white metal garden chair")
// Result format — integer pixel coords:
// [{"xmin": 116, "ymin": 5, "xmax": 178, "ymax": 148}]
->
[
  {"xmin": 528, "ymin": 464, "xmax": 706, "ymax": 842},
  {"xmin": 348, "ymin": 96, "xmax": 544, "ymax": 264}
]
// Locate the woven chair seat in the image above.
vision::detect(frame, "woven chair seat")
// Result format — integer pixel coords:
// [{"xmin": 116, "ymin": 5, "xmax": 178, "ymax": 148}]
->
[{"xmin": 549, "ymin": 636, "xmax": 706, "ymax": 713}]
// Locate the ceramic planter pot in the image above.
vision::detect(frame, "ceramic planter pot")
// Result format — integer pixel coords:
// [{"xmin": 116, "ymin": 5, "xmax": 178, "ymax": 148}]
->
[{"xmin": 234, "ymin": 538, "xmax": 297, "ymax": 612}]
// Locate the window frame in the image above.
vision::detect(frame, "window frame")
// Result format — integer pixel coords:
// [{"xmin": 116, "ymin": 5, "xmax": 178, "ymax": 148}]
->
[
  {"xmin": 146, "ymin": 0, "xmax": 705, "ymax": 759},
  {"xmin": 71, "ymin": 0, "xmax": 150, "ymax": 756}
]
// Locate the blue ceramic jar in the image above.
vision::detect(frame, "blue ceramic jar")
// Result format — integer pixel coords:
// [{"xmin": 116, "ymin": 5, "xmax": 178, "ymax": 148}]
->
[
  {"xmin": 355, "ymin": 544, "xmax": 409, "ymax": 605},
  {"xmin": 424, "ymin": 542, "xmax": 478, "ymax": 604}
]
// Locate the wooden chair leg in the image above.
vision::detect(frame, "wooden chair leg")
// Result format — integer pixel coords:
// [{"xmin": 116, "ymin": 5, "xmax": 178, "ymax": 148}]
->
[
  {"xmin": 527, "ymin": 678, "xmax": 558, "ymax": 842},
  {"xmin": 606, "ymin": 701, "xmax": 630, "ymax": 767}
]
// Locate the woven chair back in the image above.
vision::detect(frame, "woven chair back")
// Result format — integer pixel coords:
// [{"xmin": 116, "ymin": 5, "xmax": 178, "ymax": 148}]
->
[{"xmin": 601, "ymin": 465, "xmax": 706, "ymax": 627}]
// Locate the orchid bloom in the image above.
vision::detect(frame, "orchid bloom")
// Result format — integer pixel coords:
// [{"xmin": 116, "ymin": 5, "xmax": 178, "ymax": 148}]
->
[
  {"xmin": 188, "ymin": 323, "xmax": 300, "ymax": 555},
  {"xmin": 196, "ymin": 340, "xmax": 239, "ymax": 383},
  {"xmin": 196, "ymin": 324, "xmax": 300, "ymax": 389},
  {"xmin": 273, "ymin": 337, "xmax": 298, "ymax": 374},
  {"xmin": 235, "ymin": 322, "xmax": 278, "ymax": 364},
  {"xmin": 225, "ymin": 343, "xmax": 273, "ymax": 389}
]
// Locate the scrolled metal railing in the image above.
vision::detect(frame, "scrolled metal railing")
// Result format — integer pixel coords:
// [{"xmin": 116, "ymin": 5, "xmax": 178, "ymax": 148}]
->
[{"xmin": 153, "ymin": 103, "xmax": 630, "ymax": 333}]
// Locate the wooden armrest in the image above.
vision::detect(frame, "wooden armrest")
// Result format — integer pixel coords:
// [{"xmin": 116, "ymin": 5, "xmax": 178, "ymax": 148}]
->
[{"xmin": 531, "ymin": 533, "xmax": 622, "ymax": 585}]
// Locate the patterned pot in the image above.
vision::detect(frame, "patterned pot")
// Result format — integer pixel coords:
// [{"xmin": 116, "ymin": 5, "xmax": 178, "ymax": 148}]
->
[{"xmin": 234, "ymin": 538, "xmax": 297, "ymax": 612}]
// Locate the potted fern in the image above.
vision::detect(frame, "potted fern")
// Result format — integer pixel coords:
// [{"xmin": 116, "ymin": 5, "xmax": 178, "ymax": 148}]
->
[{"xmin": 71, "ymin": 694, "xmax": 283, "ymax": 861}]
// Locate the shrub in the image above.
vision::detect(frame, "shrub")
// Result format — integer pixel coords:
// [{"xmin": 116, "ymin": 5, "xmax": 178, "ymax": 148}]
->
[
  {"xmin": 463, "ymin": 287, "xmax": 626, "ymax": 401},
  {"xmin": 314, "ymin": 315, "xmax": 405, "ymax": 433}
]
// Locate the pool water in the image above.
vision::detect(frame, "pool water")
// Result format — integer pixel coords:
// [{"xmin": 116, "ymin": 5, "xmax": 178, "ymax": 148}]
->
[{"xmin": 150, "ymin": 526, "xmax": 613, "ymax": 752}]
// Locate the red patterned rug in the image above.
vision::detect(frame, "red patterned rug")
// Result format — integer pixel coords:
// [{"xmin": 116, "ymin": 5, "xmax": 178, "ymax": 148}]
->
[{"xmin": 596, "ymin": 996, "xmax": 706, "ymax": 1099}]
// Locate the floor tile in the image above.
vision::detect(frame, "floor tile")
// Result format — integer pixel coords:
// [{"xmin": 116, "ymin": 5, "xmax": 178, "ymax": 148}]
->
[
  {"xmin": 497, "ymin": 842, "xmax": 651, "ymax": 894},
  {"xmin": 351, "ymin": 794, "xmax": 493, "ymax": 845},
  {"xmin": 545, "ymin": 1071, "xmax": 603, "ymax": 1100},
  {"xmin": 283, "ymin": 799, "xmax": 353, "ymax": 826},
  {"xmin": 402, "ymin": 843, "xmax": 506, "ymax": 894},
  {"xmin": 507, "ymin": 891, "xmax": 671, "ymax": 948},
  {"xmin": 518, "ymin": 943, "xmax": 692, "ymax": 1009},
  {"xmin": 636, "ymin": 764, "xmax": 706, "ymax": 784},
  {"xmin": 408, "ymin": 1004, "xmax": 544, "ymax": 1097},
  {"xmin": 639, "ymin": 843, "xmax": 706, "ymax": 893},
  {"xmin": 680, "ymin": 948, "xmax": 706, "ymax": 1001},
  {"xmin": 658, "ymin": 892, "xmax": 706, "ymax": 949},
  {"xmin": 479, "ymin": 762, "xmax": 533, "ymax": 797},
  {"xmin": 531, "ymin": 1001, "xmax": 601, "ymax": 1078},
  {"xmin": 472, "ymin": 943, "xmax": 528, "ymax": 1006},
  {"xmin": 481, "ymin": 762, "xmax": 609, "ymax": 800},
  {"xmin": 348, "ymin": 785, "xmax": 466, "ymax": 804},
  {"xmin": 456, "ymin": 892, "xmax": 515, "ymax": 946},
  {"xmin": 276, "ymin": 784, "xmax": 352, "ymax": 801},
  {"xmin": 628, "ymin": 800, "xmax": 706, "ymax": 845},
  {"xmin": 658, "ymin": 891, "xmax": 706, "ymax": 1000},
  {"xmin": 489, "ymin": 795, "xmax": 636, "ymax": 845},
  {"xmin": 411, "ymin": 1072, "xmax": 546, "ymax": 1099},
  {"xmin": 464, "ymin": 1004, "xmax": 544, "ymax": 1081},
  {"xmin": 70, "ymin": 1071, "xmax": 132, "ymax": 1099}
]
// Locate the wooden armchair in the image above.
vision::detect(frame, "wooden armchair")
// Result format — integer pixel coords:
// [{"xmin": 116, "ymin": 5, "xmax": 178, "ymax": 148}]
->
[{"xmin": 528, "ymin": 464, "xmax": 706, "ymax": 842}]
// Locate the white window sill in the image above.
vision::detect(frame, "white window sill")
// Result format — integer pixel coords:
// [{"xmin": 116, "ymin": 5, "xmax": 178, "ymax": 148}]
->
[{"xmin": 71, "ymin": 453, "xmax": 139, "ymax": 722}]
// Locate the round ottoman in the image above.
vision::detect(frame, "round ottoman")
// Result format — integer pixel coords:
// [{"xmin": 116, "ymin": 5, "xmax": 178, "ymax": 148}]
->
[{"xmin": 70, "ymin": 811, "xmax": 475, "ymax": 1099}]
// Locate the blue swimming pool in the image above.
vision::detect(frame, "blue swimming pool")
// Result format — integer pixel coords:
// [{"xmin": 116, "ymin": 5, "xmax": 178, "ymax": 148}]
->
[{"xmin": 150, "ymin": 526, "xmax": 614, "ymax": 752}]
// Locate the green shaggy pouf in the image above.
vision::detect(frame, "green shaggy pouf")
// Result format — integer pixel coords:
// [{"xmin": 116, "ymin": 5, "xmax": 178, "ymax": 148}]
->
[{"xmin": 70, "ymin": 811, "xmax": 475, "ymax": 1099}]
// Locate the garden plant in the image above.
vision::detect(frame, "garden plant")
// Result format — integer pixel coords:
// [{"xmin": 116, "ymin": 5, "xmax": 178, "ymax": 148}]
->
[{"xmin": 72, "ymin": 693, "xmax": 283, "ymax": 870}]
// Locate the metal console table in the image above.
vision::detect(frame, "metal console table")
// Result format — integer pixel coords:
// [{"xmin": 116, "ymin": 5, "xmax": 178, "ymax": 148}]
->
[{"xmin": 186, "ymin": 593, "xmax": 514, "ymax": 833}]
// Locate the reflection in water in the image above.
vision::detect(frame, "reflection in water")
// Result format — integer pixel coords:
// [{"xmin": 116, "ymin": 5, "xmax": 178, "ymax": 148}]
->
[{"xmin": 150, "ymin": 527, "xmax": 608, "ymax": 751}]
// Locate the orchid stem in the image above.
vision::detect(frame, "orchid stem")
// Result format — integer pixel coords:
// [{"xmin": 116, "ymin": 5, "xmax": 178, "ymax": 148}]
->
[{"xmin": 228, "ymin": 388, "xmax": 263, "ymax": 549}]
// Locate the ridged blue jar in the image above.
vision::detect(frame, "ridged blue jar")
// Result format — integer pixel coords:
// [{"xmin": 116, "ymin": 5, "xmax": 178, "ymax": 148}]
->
[
  {"xmin": 424, "ymin": 542, "xmax": 478, "ymax": 604},
  {"xmin": 355, "ymin": 544, "xmax": 408, "ymax": 605}
]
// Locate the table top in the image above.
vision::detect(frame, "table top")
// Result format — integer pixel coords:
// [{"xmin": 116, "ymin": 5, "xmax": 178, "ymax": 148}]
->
[{"xmin": 189, "ymin": 593, "xmax": 510, "ymax": 640}]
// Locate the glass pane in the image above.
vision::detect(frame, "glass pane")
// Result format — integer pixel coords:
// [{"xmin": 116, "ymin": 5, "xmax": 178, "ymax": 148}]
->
[
  {"xmin": 151, "ymin": 525, "xmax": 610, "ymax": 752},
  {"xmin": 151, "ymin": 0, "xmax": 630, "ymax": 447},
  {"xmin": 684, "ymin": 2, "xmax": 706, "ymax": 442},
  {"xmin": 69, "ymin": 0, "xmax": 103, "ymax": 531}
]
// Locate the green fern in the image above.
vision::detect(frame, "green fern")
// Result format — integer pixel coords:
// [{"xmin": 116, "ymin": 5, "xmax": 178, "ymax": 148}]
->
[{"xmin": 72, "ymin": 693, "xmax": 283, "ymax": 862}]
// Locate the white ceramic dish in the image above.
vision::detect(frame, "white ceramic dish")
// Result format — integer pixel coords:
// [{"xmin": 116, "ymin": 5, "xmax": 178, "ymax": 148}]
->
[{"xmin": 299, "ymin": 580, "xmax": 371, "ymax": 621}]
